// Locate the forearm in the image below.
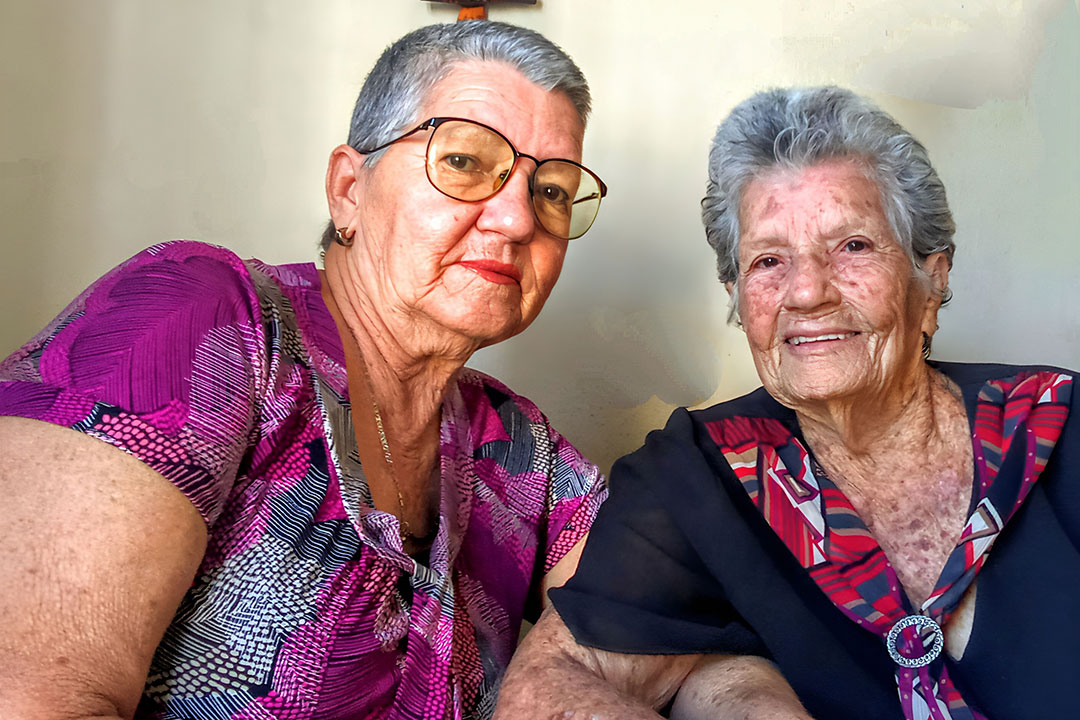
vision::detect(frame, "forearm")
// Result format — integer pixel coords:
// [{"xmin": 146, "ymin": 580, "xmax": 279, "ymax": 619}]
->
[
  {"xmin": 495, "ymin": 608, "xmax": 699, "ymax": 719},
  {"xmin": 496, "ymin": 639, "xmax": 664, "ymax": 720},
  {"xmin": 669, "ymin": 655, "xmax": 814, "ymax": 720}
]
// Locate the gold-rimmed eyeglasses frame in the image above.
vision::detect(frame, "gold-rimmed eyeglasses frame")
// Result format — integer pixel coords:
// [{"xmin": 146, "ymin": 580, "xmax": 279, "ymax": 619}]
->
[{"xmin": 356, "ymin": 117, "xmax": 607, "ymax": 240}]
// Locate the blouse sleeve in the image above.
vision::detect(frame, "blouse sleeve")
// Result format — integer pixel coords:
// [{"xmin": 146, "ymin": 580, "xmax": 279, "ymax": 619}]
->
[
  {"xmin": 460, "ymin": 371, "xmax": 608, "ymax": 622},
  {"xmin": 539, "ymin": 425, "xmax": 607, "ymax": 574},
  {"xmin": 549, "ymin": 408, "xmax": 767, "ymax": 656},
  {"xmin": 0, "ymin": 241, "xmax": 266, "ymax": 527}
]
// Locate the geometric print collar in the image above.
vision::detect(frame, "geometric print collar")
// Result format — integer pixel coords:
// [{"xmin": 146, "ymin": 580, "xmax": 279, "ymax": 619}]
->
[{"xmin": 706, "ymin": 370, "xmax": 1072, "ymax": 720}]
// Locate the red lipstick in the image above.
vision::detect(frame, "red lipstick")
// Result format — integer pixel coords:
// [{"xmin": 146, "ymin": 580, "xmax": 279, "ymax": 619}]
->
[{"xmin": 458, "ymin": 260, "xmax": 522, "ymax": 285}]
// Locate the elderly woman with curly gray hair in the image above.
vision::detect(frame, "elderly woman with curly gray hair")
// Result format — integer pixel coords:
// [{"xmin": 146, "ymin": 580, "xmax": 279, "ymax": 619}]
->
[{"xmin": 496, "ymin": 87, "xmax": 1078, "ymax": 719}]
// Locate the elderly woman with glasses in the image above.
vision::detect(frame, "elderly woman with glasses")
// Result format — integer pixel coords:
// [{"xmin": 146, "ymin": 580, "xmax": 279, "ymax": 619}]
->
[
  {"xmin": 495, "ymin": 87, "xmax": 1078, "ymax": 719},
  {"xmin": 0, "ymin": 21, "xmax": 606, "ymax": 720}
]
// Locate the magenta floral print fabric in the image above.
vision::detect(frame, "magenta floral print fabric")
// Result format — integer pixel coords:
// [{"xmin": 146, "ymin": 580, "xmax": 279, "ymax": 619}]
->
[{"xmin": 0, "ymin": 241, "xmax": 605, "ymax": 719}]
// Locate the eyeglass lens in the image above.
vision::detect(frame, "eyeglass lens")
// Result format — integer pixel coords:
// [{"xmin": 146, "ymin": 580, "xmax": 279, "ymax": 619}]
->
[{"xmin": 424, "ymin": 120, "xmax": 603, "ymax": 240}]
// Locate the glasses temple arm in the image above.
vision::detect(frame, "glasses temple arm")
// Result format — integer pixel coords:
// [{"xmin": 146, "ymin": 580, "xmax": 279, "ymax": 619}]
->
[{"xmin": 354, "ymin": 120, "xmax": 434, "ymax": 155}]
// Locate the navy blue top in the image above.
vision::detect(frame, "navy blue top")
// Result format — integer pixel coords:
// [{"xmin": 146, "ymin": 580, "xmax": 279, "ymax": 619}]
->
[{"xmin": 551, "ymin": 362, "xmax": 1080, "ymax": 719}]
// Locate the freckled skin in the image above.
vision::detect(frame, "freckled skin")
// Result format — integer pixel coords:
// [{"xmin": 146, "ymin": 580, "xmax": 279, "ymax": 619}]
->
[
  {"xmin": 846, "ymin": 459, "xmax": 973, "ymax": 610},
  {"xmin": 735, "ymin": 160, "xmax": 934, "ymax": 411},
  {"xmin": 733, "ymin": 160, "xmax": 976, "ymax": 620}
]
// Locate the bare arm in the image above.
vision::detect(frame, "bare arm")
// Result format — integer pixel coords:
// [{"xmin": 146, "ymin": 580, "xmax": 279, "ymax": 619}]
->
[
  {"xmin": 670, "ymin": 654, "xmax": 814, "ymax": 720},
  {"xmin": 0, "ymin": 417, "xmax": 208, "ymax": 720},
  {"xmin": 497, "ymin": 603, "xmax": 813, "ymax": 720},
  {"xmin": 495, "ymin": 606, "xmax": 702, "ymax": 719},
  {"xmin": 540, "ymin": 534, "xmax": 587, "ymax": 607}
]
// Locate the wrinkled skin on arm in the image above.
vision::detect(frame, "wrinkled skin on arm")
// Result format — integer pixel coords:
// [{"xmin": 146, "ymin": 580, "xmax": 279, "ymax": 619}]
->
[
  {"xmin": 0, "ymin": 418, "xmax": 208, "ymax": 720},
  {"xmin": 495, "ymin": 607, "xmax": 701, "ymax": 719},
  {"xmin": 671, "ymin": 654, "xmax": 814, "ymax": 720},
  {"xmin": 496, "ymin": 608, "xmax": 815, "ymax": 720}
]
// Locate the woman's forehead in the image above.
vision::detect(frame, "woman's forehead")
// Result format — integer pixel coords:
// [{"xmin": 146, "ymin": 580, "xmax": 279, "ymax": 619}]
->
[
  {"xmin": 420, "ymin": 61, "xmax": 584, "ymax": 156},
  {"xmin": 740, "ymin": 161, "xmax": 886, "ymax": 230}
]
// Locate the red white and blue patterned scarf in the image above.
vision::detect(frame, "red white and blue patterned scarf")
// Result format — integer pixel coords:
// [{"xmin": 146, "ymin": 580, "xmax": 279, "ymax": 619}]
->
[{"xmin": 706, "ymin": 371, "xmax": 1072, "ymax": 720}]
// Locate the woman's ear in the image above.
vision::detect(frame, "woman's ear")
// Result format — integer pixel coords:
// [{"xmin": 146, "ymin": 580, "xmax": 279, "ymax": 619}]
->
[
  {"xmin": 325, "ymin": 144, "xmax": 367, "ymax": 230},
  {"xmin": 919, "ymin": 252, "xmax": 951, "ymax": 337},
  {"xmin": 922, "ymin": 252, "xmax": 951, "ymax": 303},
  {"xmin": 724, "ymin": 281, "xmax": 746, "ymax": 330}
]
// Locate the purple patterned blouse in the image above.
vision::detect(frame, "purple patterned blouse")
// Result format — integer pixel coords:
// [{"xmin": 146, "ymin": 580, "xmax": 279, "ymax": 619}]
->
[{"xmin": 0, "ymin": 241, "xmax": 606, "ymax": 720}]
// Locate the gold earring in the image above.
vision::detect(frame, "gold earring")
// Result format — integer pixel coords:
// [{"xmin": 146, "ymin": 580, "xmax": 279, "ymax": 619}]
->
[{"xmin": 334, "ymin": 227, "xmax": 354, "ymax": 247}]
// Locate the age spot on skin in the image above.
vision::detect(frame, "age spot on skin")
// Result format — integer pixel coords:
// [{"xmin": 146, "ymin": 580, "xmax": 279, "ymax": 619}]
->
[
  {"xmin": 904, "ymin": 516, "xmax": 926, "ymax": 532},
  {"xmin": 760, "ymin": 196, "xmax": 783, "ymax": 219}
]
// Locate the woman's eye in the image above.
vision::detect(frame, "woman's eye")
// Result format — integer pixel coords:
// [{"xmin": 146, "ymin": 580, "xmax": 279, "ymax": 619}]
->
[
  {"xmin": 844, "ymin": 238, "xmax": 869, "ymax": 252},
  {"xmin": 751, "ymin": 256, "xmax": 780, "ymax": 271},
  {"xmin": 537, "ymin": 184, "xmax": 570, "ymax": 204},
  {"xmin": 444, "ymin": 154, "xmax": 477, "ymax": 171}
]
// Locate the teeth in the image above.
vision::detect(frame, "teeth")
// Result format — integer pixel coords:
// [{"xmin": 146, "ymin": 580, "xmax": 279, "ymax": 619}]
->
[{"xmin": 788, "ymin": 332, "xmax": 855, "ymax": 346}]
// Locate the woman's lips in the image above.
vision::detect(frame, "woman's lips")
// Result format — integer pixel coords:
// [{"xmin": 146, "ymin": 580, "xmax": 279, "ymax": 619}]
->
[
  {"xmin": 783, "ymin": 331, "xmax": 860, "ymax": 354},
  {"xmin": 458, "ymin": 260, "xmax": 522, "ymax": 285},
  {"xmin": 785, "ymin": 331, "xmax": 858, "ymax": 346}
]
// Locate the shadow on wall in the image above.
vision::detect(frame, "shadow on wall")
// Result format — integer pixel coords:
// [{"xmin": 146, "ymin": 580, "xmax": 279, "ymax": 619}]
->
[{"xmin": 471, "ymin": 245, "xmax": 738, "ymax": 473}]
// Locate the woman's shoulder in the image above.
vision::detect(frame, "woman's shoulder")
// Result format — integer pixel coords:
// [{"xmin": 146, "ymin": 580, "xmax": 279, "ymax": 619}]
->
[
  {"xmin": 70, "ymin": 240, "xmax": 266, "ymax": 330},
  {"xmin": 934, "ymin": 360, "xmax": 1078, "ymax": 386},
  {"xmin": 690, "ymin": 386, "xmax": 793, "ymax": 425},
  {"xmin": 1, "ymin": 241, "xmax": 267, "ymax": 380},
  {"xmin": 93, "ymin": 239, "xmax": 319, "ymax": 302},
  {"xmin": 0, "ymin": 240, "xmax": 328, "ymax": 433},
  {"xmin": 87, "ymin": 240, "xmax": 329, "ymax": 368},
  {"xmin": 453, "ymin": 367, "xmax": 599, "ymax": 476},
  {"xmin": 606, "ymin": 388, "xmax": 798, "ymax": 502},
  {"xmin": 133, "ymin": 240, "xmax": 322, "ymax": 312},
  {"xmin": 654, "ymin": 386, "xmax": 799, "ymax": 452},
  {"xmin": 608, "ymin": 388, "xmax": 785, "ymax": 476},
  {"xmin": 0, "ymin": 241, "xmax": 292, "ymax": 525},
  {"xmin": 116, "ymin": 239, "xmax": 255, "ymax": 283},
  {"xmin": 456, "ymin": 367, "xmax": 551, "ymax": 427},
  {"xmin": 934, "ymin": 361, "xmax": 1077, "ymax": 421}
]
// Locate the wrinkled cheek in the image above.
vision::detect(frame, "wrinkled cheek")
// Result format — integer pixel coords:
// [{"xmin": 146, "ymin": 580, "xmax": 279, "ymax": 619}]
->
[
  {"xmin": 530, "ymin": 246, "xmax": 568, "ymax": 303},
  {"xmin": 841, "ymin": 278, "xmax": 906, "ymax": 325},
  {"xmin": 739, "ymin": 275, "xmax": 782, "ymax": 312},
  {"xmin": 439, "ymin": 270, "xmax": 472, "ymax": 295},
  {"xmin": 738, "ymin": 293, "xmax": 778, "ymax": 350},
  {"xmin": 431, "ymin": 208, "xmax": 470, "ymax": 234},
  {"xmin": 735, "ymin": 294, "xmax": 784, "ymax": 390}
]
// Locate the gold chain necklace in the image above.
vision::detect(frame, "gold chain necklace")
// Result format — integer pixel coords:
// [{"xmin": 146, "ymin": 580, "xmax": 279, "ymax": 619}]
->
[{"xmin": 357, "ymin": 359, "xmax": 412, "ymax": 545}]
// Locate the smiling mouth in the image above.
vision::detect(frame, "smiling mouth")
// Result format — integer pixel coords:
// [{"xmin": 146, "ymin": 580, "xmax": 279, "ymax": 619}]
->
[{"xmin": 786, "ymin": 332, "xmax": 858, "ymax": 346}]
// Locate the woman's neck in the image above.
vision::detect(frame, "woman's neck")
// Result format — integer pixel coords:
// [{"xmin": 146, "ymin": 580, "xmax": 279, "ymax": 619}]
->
[
  {"xmin": 798, "ymin": 366, "xmax": 974, "ymax": 609},
  {"xmin": 797, "ymin": 365, "xmax": 968, "ymax": 485},
  {"xmin": 796, "ymin": 363, "xmax": 955, "ymax": 461},
  {"xmin": 320, "ymin": 251, "xmax": 472, "ymax": 452}
]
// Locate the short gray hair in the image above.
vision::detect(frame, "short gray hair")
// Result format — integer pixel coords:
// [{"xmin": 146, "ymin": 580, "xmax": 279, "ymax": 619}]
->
[
  {"xmin": 321, "ymin": 21, "xmax": 591, "ymax": 250},
  {"xmin": 701, "ymin": 86, "xmax": 956, "ymax": 320}
]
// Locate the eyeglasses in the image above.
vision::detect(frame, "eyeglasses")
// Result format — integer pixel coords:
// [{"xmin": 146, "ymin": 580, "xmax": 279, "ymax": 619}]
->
[{"xmin": 357, "ymin": 117, "xmax": 607, "ymax": 240}]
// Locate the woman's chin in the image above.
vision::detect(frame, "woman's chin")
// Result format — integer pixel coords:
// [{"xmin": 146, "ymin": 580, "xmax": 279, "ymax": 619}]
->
[
  {"xmin": 764, "ymin": 372, "xmax": 871, "ymax": 410},
  {"xmin": 434, "ymin": 313, "xmax": 525, "ymax": 350}
]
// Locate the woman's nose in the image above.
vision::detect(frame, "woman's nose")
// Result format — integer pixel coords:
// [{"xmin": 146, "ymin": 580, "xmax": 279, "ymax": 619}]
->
[
  {"xmin": 783, "ymin": 253, "xmax": 841, "ymax": 311},
  {"xmin": 474, "ymin": 163, "xmax": 538, "ymax": 242}
]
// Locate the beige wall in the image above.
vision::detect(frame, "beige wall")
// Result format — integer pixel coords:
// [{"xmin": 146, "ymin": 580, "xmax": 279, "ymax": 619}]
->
[{"xmin": 2, "ymin": 0, "xmax": 1077, "ymax": 473}]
